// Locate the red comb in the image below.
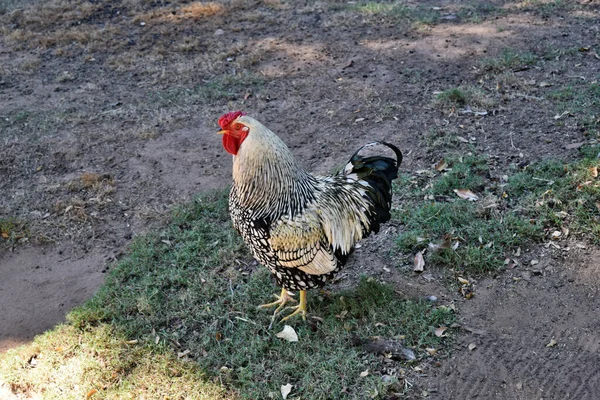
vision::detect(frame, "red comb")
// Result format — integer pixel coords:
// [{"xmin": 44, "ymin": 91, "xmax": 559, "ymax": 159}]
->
[{"xmin": 218, "ymin": 111, "xmax": 246, "ymax": 129}]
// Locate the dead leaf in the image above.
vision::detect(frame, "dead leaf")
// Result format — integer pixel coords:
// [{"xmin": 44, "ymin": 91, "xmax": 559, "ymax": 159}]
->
[
  {"xmin": 453, "ymin": 189, "xmax": 479, "ymax": 201},
  {"xmin": 125, "ymin": 339, "xmax": 138, "ymax": 345},
  {"xmin": 177, "ymin": 349, "xmax": 191, "ymax": 358},
  {"xmin": 425, "ymin": 348, "xmax": 437, "ymax": 356},
  {"xmin": 275, "ymin": 325, "xmax": 299, "ymax": 342},
  {"xmin": 434, "ymin": 158, "xmax": 448, "ymax": 172},
  {"xmin": 414, "ymin": 251, "xmax": 425, "ymax": 272},
  {"xmin": 354, "ymin": 117, "xmax": 365, "ymax": 123},
  {"xmin": 281, "ymin": 383, "xmax": 293, "ymax": 399},
  {"xmin": 360, "ymin": 369, "xmax": 369, "ymax": 377},
  {"xmin": 429, "ymin": 235, "xmax": 452, "ymax": 252},
  {"xmin": 215, "ymin": 332, "xmax": 223, "ymax": 341},
  {"xmin": 457, "ymin": 277, "xmax": 469, "ymax": 285},
  {"xmin": 546, "ymin": 338, "xmax": 557, "ymax": 347},
  {"xmin": 243, "ymin": 92, "xmax": 251, "ymax": 101},
  {"xmin": 434, "ymin": 326, "xmax": 448, "ymax": 337},
  {"xmin": 565, "ymin": 142, "xmax": 584, "ymax": 150},
  {"xmin": 1, "ymin": 232, "xmax": 8, "ymax": 239},
  {"xmin": 468, "ymin": 343, "xmax": 477, "ymax": 351},
  {"xmin": 589, "ymin": 166, "xmax": 598, "ymax": 178},
  {"xmin": 86, "ymin": 389, "xmax": 98, "ymax": 399}
]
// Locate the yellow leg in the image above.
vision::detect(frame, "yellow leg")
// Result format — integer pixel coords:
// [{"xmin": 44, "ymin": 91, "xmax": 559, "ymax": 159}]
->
[
  {"xmin": 258, "ymin": 288, "xmax": 297, "ymax": 317},
  {"xmin": 280, "ymin": 290, "xmax": 307, "ymax": 322}
]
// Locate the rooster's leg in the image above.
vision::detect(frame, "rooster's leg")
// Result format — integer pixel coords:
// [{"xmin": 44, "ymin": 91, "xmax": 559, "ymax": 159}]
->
[
  {"xmin": 280, "ymin": 290, "xmax": 307, "ymax": 322},
  {"xmin": 258, "ymin": 288, "xmax": 297, "ymax": 317}
]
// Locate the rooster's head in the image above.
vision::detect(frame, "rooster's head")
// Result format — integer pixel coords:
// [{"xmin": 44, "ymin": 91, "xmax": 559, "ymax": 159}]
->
[{"xmin": 218, "ymin": 110, "xmax": 248, "ymax": 155}]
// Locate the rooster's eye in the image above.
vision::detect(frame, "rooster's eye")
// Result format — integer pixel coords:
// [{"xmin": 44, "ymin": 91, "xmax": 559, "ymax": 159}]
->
[{"xmin": 233, "ymin": 123, "xmax": 242, "ymax": 130}]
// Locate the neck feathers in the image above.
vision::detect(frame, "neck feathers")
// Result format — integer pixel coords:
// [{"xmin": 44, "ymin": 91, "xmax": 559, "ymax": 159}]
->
[{"xmin": 231, "ymin": 117, "xmax": 311, "ymax": 213}]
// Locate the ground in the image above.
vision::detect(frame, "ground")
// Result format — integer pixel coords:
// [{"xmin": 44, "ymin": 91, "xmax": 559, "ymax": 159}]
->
[{"xmin": 1, "ymin": 0, "xmax": 599, "ymax": 398}]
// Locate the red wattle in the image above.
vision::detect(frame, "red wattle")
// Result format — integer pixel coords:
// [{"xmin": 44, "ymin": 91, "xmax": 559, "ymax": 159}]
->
[{"xmin": 223, "ymin": 133, "xmax": 239, "ymax": 155}]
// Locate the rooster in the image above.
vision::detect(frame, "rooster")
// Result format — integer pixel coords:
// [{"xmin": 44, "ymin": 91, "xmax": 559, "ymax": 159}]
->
[{"xmin": 218, "ymin": 111, "xmax": 402, "ymax": 322}]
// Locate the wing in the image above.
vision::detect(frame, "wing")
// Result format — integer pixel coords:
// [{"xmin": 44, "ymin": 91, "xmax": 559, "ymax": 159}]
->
[{"xmin": 268, "ymin": 210, "xmax": 338, "ymax": 276}]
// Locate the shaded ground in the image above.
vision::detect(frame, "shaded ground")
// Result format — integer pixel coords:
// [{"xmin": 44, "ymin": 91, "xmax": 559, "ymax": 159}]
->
[{"xmin": 1, "ymin": 0, "xmax": 599, "ymax": 397}]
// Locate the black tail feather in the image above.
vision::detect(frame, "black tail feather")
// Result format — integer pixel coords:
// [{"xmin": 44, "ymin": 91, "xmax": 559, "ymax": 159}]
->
[{"xmin": 342, "ymin": 141, "xmax": 403, "ymax": 234}]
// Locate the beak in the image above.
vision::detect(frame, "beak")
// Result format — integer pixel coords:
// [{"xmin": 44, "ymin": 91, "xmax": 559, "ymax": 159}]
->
[{"xmin": 217, "ymin": 129, "xmax": 227, "ymax": 135}]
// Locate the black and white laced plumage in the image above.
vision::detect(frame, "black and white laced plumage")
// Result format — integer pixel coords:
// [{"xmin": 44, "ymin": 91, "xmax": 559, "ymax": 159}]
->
[{"xmin": 218, "ymin": 112, "xmax": 402, "ymax": 321}]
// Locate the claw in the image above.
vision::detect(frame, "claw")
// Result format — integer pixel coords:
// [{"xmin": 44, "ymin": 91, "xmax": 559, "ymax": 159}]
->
[
  {"xmin": 258, "ymin": 288, "xmax": 297, "ymax": 317},
  {"xmin": 280, "ymin": 290, "xmax": 307, "ymax": 322}
]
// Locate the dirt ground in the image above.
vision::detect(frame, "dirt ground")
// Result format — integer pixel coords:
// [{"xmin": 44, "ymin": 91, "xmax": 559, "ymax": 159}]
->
[{"xmin": 1, "ymin": 0, "xmax": 599, "ymax": 397}]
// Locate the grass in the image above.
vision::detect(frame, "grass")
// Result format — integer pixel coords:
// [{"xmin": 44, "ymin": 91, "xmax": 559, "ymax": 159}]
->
[
  {"xmin": 0, "ymin": 217, "xmax": 29, "ymax": 245},
  {"xmin": 434, "ymin": 86, "xmax": 496, "ymax": 110},
  {"xmin": 394, "ymin": 149, "xmax": 600, "ymax": 274},
  {"xmin": 507, "ymin": 148, "xmax": 600, "ymax": 241},
  {"xmin": 394, "ymin": 155, "xmax": 544, "ymax": 275},
  {"xmin": 480, "ymin": 49, "xmax": 538, "ymax": 73},
  {"xmin": 547, "ymin": 82, "xmax": 600, "ymax": 135},
  {"xmin": 1, "ymin": 190, "xmax": 455, "ymax": 399}
]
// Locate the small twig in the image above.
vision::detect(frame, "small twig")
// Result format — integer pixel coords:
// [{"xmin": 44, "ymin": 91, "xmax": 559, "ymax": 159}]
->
[
  {"xmin": 532, "ymin": 177, "xmax": 554, "ymax": 185},
  {"xmin": 234, "ymin": 316, "xmax": 258, "ymax": 325},
  {"xmin": 515, "ymin": 93, "xmax": 545, "ymax": 101},
  {"xmin": 509, "ymin": 131, "xmax": 519, "ymax": 150}
]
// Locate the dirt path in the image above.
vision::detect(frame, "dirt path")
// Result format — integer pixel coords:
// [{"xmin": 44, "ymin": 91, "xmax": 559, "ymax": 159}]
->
[
  {"xmin": 424, "ymin": 242, "xmax": 600, "ymax": 399},
  {"xmin": 1, "ymin": 0, "xmax": 599, "ymax": 396}
]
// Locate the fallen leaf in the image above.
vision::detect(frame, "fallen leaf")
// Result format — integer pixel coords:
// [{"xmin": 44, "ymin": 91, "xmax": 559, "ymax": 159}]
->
[
  {"xmin": 457, "ymin": 277, "xmax": 469, "ymax": 285},
  {"xmin": 360, "ymin": 369, "xmax": 369, "ymax": 377},
  {"xmin": 434, "ymin": 326, "xmax": 448, "ymax": 337},
  {"xmin": 215, "ymin": 332, "xmax": 222, "ymax": 341},
  {"xmin": 354, "ymin": 117, "xmax": 365, "ymax": 123},
  {"xmin": 429, "ymin": 235, "xmax": 452, "ymax": 251},
  {"xmin": 275, "ymin": 325, "xmax": 298, "ymax": 342},
  {"xmin": 434, "ymin": 158, "xmax": 448, "ymax": 172},
  {"xmin": 546, "ymin": 338, "xmax": 557, "ymax": 347},
  {"xmin": 177, "ymin": 349, "xmax": 191, "ymax": 358},
  {"xmin": 425, "ymin": 348, "xmax": 437, "ymax": 356},
  {"xmin": 453, "ymin": 189, "xmax": 479, "ymax": 201},
  {"xmin": 1, "ymin": 232, "xmax": 8, "ymax": 239},
  {"xmin": 86, "ymin": 389, "xmax": 98, "ymax": 399},
  {"xmin": 414, "ymin": 251, "xmax": 425, "ymax": 272},
  {"xmin": 589, "ymin": 166, "xmax": 598, "ymax": 178},
  {"xmin": 565, "ymin": 142, "xmax": 584, "ymax": 150},
  {"xmin": 243, "ymin": 92, "xmax": 251, "ymax": 101},
  {"xmin": 281, "ymin": 383, "xmax": 293, "ymax": 399},
  {"xmin": 468, "ymin": 343, "xmax": 477, "ymax": 351},
  {"xmin": 125, "ymin": 339, "xmax": 138, "ymax": 345},
  {"xmin": 456, "ymin": 136, "xmax": 470, "ymax": 143}
]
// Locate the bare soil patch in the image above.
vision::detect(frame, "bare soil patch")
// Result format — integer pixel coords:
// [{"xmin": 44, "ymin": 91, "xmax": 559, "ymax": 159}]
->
[{"xmin": 1, "ymin": 0, "xmax": 599, "ymax": 396}]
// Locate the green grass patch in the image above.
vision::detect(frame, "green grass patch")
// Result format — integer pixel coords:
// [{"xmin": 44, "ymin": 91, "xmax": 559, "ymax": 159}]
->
[
  {"xmin": 434, "ymin": 86, "xmax": 496, "ymax": 110},
  {"xmin": 547, "ymin": 82, "xmax": 600, "ymax": 134},
  {"xmin": 507, "ymin": 148, "xmax": 600, "ymax": 240},
  {"xmin": 480, "ymin": 49, "xmax": 538, "ymax": 73},
  {"xmin": 394, "ymin": 148, "xmax": 600, "ymax": 274},
  {"xmin": 0, "ymin": 217, "xmax": 28, "ymax": 245},
  {"xmin": 1, "ymin": 190, "xmax": 455, "ymax": 399}
]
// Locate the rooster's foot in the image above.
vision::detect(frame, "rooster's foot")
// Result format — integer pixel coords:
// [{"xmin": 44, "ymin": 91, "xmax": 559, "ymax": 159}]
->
[
  {"xmin": 258, "ymin": 288, "xmax": 297, "ymax": 317},
  {"xmin": 280, "ymin": 290, "xmax": 307, "ymax": 322}
]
